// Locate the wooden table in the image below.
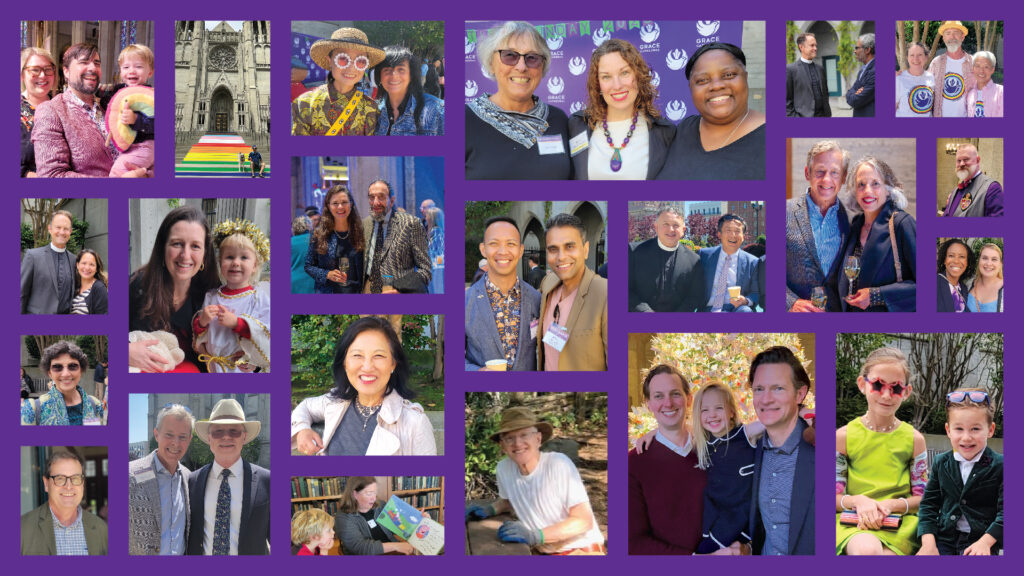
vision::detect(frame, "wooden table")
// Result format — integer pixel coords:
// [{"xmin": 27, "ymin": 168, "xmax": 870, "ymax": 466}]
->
[{"xmin": 465, "ymin": 500, "xmax": 532, "ymax": 556}]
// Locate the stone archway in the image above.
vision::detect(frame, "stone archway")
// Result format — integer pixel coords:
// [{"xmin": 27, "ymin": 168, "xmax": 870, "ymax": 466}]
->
[
  {"xmin": 210, "ymin": 86, "xmax": 234, "ymax": 132},
  {"xmin": 571, "ymin": 201, "xmax": 605, "ymax": 271},
  {"xmin": 522, "ymin": 217, "xmax": 545, "ymax": 278}
]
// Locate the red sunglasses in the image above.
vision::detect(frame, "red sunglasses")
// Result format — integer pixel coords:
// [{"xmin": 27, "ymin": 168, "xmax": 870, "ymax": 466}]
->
[{"xmin": 867, "ymin": 378, "xmax": 907, "ymax": 397}]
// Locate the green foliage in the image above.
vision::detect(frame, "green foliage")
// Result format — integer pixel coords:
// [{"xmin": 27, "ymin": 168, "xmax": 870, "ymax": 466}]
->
[
  {"xmin": 184, "ymin": 431, "xmax": 262, "ymax": 470},
  {"xmin": 23, "ymin": 335, "xmax": 107, "ymax": 367},
  {"xmin": 837, "ymin": 21, "xmax": 856, "ymax": 83},
  {"xmin": 756, "ymin": 234, "xmax": 766, "ymax": 246},
  {"xmin": 67, "ymin": 215, "xmax": 89, "ymax": 254},
  {"xmin": 22, "ymin": 223, "xmax": 34, "ymax": 253},
  {"xmin": 465, "ymin": 201, "xmax": 513, "ymax": 281},
  {"xmin": 354, "ymin": 21, "xmax": 445, "ymax": 59},
  {"xmin": 167, "ymin": 198, "xmax": 182, "ymax": 209},
  {"xmin": 786, "ymin": 21, "xmax": 800, "ymax": 64}
]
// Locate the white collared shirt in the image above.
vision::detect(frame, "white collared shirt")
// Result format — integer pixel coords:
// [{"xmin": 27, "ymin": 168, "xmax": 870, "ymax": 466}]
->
[
  {"xmin": 953, "ymin": 450, "xmax": 984, "ymax": 532},
  {"xmin": 657, "ymin": 239, "xmax": 679, "ymax": 252},
  {"xmin": 50, "ymin": 242, "xmax": 67, "ymax": 253},
  {"xmin": 203, "ymin": 458, "xmax": 244, "ymax": 554},
  {"xmin": 707, "ymin": 249, "xmax": 739, "ymax": 311},
  {"xmin": 655, "ymin": 430, "xmax": 692, "ymax": 457}
]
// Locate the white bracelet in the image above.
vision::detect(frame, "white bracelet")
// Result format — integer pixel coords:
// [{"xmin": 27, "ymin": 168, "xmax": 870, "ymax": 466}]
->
[
  {"xmin": 841, "ymin": 494, "xmax": 851, "ymax": 511},
  {"xmin": 900, "ymin": 497, "xmax": 909, "ymax": 514}
]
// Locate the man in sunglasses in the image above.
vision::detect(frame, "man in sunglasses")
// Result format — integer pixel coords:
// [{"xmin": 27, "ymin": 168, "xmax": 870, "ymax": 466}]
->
[
  {"xmin": 186, "ymin": 399, "xmax": 270, "ymax": 555},
  {"xmin": 21, "ymin": 449, "xmax": 107, "ymax": 555},
  {"xmin": 128, "ymin": 403, "xmax": 195, "ymax": 555}
]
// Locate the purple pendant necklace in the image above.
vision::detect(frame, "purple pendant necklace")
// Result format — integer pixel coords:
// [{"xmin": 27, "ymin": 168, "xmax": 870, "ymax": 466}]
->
[{"xmin": 602, "ymin": 111, "xmax": 638, "ymax": 172}]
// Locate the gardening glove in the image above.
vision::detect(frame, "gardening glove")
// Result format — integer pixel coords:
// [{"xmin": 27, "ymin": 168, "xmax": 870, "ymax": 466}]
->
[
  {"xmin": 498, "ymin": 521, "xmax": 541, "ymax": 546},
  {"xmin": 465, "ymin": 503, "xmax": 494, "ymax": 521}
]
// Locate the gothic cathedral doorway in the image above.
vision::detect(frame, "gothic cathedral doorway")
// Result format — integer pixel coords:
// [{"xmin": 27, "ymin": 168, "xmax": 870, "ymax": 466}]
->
[{"xmin": 210, "ymin": 87, "xmax": 233, "ymax": 133}]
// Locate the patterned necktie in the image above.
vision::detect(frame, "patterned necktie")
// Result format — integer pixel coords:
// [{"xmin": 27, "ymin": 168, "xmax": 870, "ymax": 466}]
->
[
  {"xmin": 713, "ymin": 253, "xmax": 732, "ymax": 310},
  {"xmin": 369, "ymin": 220, "xmax": 386, "ymax": 293},
  {"xmin": 952, "ymin": 284, "xmax": 965, "ymax": 312},
  {"xmin": 213, "ymin": 469, "xmax": 232, "ymax": 555}
]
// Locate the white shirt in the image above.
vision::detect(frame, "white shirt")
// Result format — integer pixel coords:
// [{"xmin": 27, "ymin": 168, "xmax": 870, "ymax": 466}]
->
[
  {"xmin": 953, "ymin": 450, "xmax": 984, "ymax": 533},
  {"xmin": 587, "ymin": 115, "xmax": 649, "ymax": 180},
  {"xmin": 655, "ymin": 430, "xmax": 692, "ymax": 456},
  {"xmin": 895, "ymin": 71, "xmax": 935, "ymax": 117},
  {"xmin": 941, "ymin": 54, "xmax": 969, "ymax": 118},
  {"xmin": 657, "ymin": 239, "xmax": 678, "ymax": 252},
  {"xmin": 706, "ymin": 249, "xmax": 739, "ymax": 311},
  {"xmin": 203, "ymin": 458, "xmax": 244, "ymax": 554}
]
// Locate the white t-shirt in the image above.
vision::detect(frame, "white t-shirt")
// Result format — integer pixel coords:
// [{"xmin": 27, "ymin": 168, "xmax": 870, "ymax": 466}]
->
[
  {"xmin": 895, "ymin": 71, "xmax": 935, "ymax": 117},
  {"xmin": 587, "ymin": 115, "xmax": 650, "ymax": 180},
  {"xmin": 497, "ymin": 451, "xmax": 605, "ymax": 553},
  {"xmin": 940, "ymin": 55, "xmax": 969, "ymax": 117}
]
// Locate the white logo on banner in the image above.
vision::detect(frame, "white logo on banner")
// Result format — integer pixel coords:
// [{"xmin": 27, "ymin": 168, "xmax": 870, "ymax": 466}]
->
[
  {"xmin": 666, "ymin": 100, "xmax": 687, "ymax": 121},
  {"xmin": 547, "ymin": 76, "xmax": 565, "ymax": 95},
  {"xmin": 568, "ymin": 57, "xmax": 587, "ymax": 76},
  {"xmin": 651, "ymin": 71, "xmax": 661, "ymax": 88},
  {"xmin": 639, "ymin": 22, "xmax": 661, "ymax": 44},
  {"xmin": 569, "ymin": 101, "xmax": 584, "ymax": 114},
  {"xmin": 546, "ymin": 35, "xmax": 564, "ymax": 51},
  {"xmin": 465, "ymin": 80, "xmax": 478, "ymax": 98},
  {"xmin": 666, "ymin": 49, "xmax": 689, "ymax": 71},
  {"xmin": 592, "ymin": 28, "xmax": 611, "ymax": 47},
  {"xmin": 697, "ymin": 21, "xmax": 721, "ymax": 37},
  {"xmin": 465, "ymin": 36, "xmax": 476, "ymax": 55}
]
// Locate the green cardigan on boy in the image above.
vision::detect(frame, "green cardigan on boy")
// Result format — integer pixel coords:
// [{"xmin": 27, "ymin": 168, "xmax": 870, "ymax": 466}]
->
[{"xmin": 918, "ymin": 446, "xmax": 1003, "ymax": 553}]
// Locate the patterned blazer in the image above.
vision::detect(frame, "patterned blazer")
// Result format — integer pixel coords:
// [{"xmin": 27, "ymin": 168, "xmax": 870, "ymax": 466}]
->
[
  {"xmin": 128, "ymin": 451, "xmax": 191, "ymax": 555},
  {"xmin": 785, "ymin": 194, "xmax": 850, "ymax": 311},
  {"xmin": 464, "ymin": 276, "xmax": 541, "ymax": 371},
  {"xmin": 31, "ymin": 92, "xmax": 115, "ymax": 177},
  {"xmin": 362, "ymin": 210, "xmax": 432, "ymax": 292}
]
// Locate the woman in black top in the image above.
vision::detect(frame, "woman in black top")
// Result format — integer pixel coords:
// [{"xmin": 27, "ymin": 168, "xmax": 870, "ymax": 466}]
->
[
  {"xmin": 337, "ymin": 477, "xmax": 414, "ymax": 555},
  {"xmin": 305, "ymin": 185, "xmax": 365, "ymax": 294},
  {"xmin": 71, "ymin": 249, "xmax": 109, "ymax": 314}
]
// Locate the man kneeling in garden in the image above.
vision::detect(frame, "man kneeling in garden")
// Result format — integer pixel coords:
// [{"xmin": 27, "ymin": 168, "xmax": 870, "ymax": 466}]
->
[{"xmin": 465, "ymin": 407, "xmax": 605, "ymax": 554}]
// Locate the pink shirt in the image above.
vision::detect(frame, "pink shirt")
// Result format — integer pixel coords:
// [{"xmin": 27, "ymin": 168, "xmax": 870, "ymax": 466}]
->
[
  {"xmin": 542, "ymin": 284, "xmax": 578, "ymax": 372},
  {"xmin": 966, "ymin": 82, "xmax": 1004, "ymax": 118}
]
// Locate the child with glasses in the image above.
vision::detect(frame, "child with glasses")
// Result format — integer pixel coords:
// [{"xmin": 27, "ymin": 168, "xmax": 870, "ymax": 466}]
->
[
  {"xmin": 836, "ymin": 347, "xmax": 927, "ymax": 555},
  {"xmin": 917, "ymin": 388, "xmax": 1002, "ymax": 555}
]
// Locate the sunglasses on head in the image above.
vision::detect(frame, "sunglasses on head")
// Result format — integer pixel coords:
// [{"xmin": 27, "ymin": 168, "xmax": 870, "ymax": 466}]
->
[
  {"xmin": 946, "ymin": 390, "xmax": 990, "ymax": 406},
  {"xmin": 867, "ymin": 378, "xmax": 907, "ymax": 397},
  {"xmin": 334, "ymin": 53, "xmax": 370, "ymax": 71},
  {"xmin": 497, "ymin": 49, "xmax": 545, "ymax": 69},
  {"xmin": 50, "ymin": 362, "xmax": 81, "ymax": 373},
  {"xmin": 210, "ymin": 428, "xmax": 244, "ymax": 439}
]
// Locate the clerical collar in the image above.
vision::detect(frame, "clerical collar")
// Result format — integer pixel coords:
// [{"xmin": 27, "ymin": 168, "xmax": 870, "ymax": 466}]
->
[
  {"xmin": 49, "ymin": 243, "xmax": 67, "ymax": 253},
  {"xmin": 657, "ymin": 239, "xmax": 679, "ymax": 252},
  {"xmin": 800, "ymin": 57, "xmax": 813, "ymax": 64}
]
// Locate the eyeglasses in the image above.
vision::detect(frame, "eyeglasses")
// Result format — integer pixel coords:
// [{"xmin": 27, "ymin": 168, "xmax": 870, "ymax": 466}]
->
[
  {"xmin": 25, "ymin": 66, "xmax": 56, "ymax": 77},
  {"xmin": 946, "ymin": 390, "xmax": 990, "ymax": 406},
  {"xmin": 334, "ymin": 53, "xmax": 370, "ymax": 71},
  {"xmin": 50, "ymin": 363, "xmax": 81, "ymax": 373},
  {"xmin": 48, "ymin": 474, "xmax": 85, "ymax": 486},
  {"xmin": 209, "ymin": 428, "xmax": 244, "ymax": 439},
  {"xmin": 867, "ymin": 378, "xmax": 907, "ymax": 397},
  {"xmin": 497, "ymin": 49, "xmax": 546, "ymax": 69}
]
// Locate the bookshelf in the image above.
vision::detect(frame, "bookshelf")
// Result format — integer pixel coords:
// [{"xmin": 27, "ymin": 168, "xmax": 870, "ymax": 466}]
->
[{"xmin": 291, "ymin": 476, "xmax": 445, "ymax": 524}]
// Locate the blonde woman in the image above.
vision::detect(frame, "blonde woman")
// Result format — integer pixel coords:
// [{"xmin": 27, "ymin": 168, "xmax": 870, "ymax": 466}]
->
[{"xmin": 967, "ymin": 243, "xmax": 1003, "ymax": 312}]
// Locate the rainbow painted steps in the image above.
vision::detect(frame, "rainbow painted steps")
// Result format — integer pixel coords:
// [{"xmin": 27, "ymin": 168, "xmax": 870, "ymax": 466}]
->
[{"xmin": 175, "ymin": 134, "xmax": 271, "ymax": 178}]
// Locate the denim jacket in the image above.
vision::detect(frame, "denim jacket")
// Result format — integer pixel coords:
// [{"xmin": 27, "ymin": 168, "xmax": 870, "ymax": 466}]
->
[{"xmin": 375, "ymin": 93, "xmax": 445, "ymax": 136}]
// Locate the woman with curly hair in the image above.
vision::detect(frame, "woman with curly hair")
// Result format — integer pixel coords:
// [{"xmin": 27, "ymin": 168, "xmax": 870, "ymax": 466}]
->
[
  {"xmin": 568, "ymin": 39, "xmax": 675, "ymax": 180},
  {"xmin": 304, "ymin": 185, "xmax": 365, "ymax": 294},
  {"xmin": 936, "ymin": 238, "xmax": 975, "ymax": 312}
]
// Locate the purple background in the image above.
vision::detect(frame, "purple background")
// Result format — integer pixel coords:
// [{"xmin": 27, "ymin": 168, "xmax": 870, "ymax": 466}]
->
[
  {"xmin": 7, "ymin": 2, "xmax": 1016, "ymax": 571},
  {"xmin": 465, "ymin": 20, "xmax": 743, "ymax": 123}
]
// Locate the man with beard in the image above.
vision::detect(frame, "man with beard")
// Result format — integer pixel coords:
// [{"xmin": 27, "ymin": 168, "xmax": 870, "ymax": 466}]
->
[
  {"xmin": 700, "ymin": 214, "xmax": 760, "ymax": 312},
  {"xmin": 628, "ymin": 206, "xmax": 705, "ymax": 312},
  {"xmin": 361, "ymin": 179, "xmax": 431, "ymax": 293},
  {"xmin": 928, "ymin": 21, "xmax": 975, "ymax": 118},
  {"xmin": 845, "ymin": 34, "xmax": 876, "ymax": 117},
  {"xmin": 941, "ymin": 143, "xmax": 1003, "ymax": 217},
  {"xmin": 32, "ymin": 43, "xmax": 146, "ymax": 178}
]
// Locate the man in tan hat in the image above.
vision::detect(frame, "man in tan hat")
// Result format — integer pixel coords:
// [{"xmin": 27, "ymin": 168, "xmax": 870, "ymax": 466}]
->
[
  {"xmin": 928, "ymin": 21, "xmax": 975, "ymax": 118},
  {"xmin": 465, "ymin": 407, "xmax": 605, "ymax": 554},
  {"xmin": 292, "ymin": 27, "xmax": 385, "ymax": 135},
  {"xmin": 186, "ymin": 399, "xmax": 270, "ymax": 555}
]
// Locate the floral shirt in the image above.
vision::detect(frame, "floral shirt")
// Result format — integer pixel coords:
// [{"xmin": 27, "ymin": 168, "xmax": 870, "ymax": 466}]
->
[
  {"xmin": 291, "ymin": 82, "xmax": 378, "ymax": 136},
  {"xmin": 485, "ymin": 275, "xmax": 521, "ymax": 368}
]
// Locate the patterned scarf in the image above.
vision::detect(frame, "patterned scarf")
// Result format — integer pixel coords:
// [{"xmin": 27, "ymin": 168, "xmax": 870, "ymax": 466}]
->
[{"xmin": 467, "ymin": 93, "xmax": 549, "ymax": 148}]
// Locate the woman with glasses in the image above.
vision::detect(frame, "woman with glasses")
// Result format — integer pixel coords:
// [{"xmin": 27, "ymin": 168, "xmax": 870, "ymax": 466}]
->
[
  {"xmin": 304, "ymin": 185, "xmax": 365, "ymax": 294},
  {"xmin": 21, "ymin": 341, "xmax": 103, "ymax": 426},
  {"xmin": 373, "ymin": 46, "xmax": 445, "ymax": 136},
  {"xmin": 466, "ymin": 21, "xmax": 571, "ymax": 180},
  {"xmin": 836, "ymin": 347, "xmax": 926, "ymax": 555},
  {"xmin": 292, "ymin": 27, "xmax": 384, "ymax": 135},
  {"xmin": 20, "ymin": 47, "xmax": 57, "ymax": 178}
]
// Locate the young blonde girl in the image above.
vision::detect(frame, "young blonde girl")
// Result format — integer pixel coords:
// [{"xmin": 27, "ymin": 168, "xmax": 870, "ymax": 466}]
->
[{"xmin": 194, "ymin": 219, "xmax": 271, "ymax": 373}]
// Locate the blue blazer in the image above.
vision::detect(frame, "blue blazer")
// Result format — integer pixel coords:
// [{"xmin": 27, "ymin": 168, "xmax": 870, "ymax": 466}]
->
[
  {"xmin": 748, "ymin": 421, "xmax": 815, "ymax": 555},
  {"xmin": 936, "ymin": 274, "xmax": 971, "ymax": 313},
  {"xmin": 465, "ymin": 276, "xmax": 540, "ymax": 371},
  {"xmin": 837, "ymin": 201, "xmax": 917, "ymax": 312},
  {"xmin": 699, "ymin": 246, "xmax": 760, "ymax": 311},
  {"xmin": 186, "ymin": 459, "xmax": 270, "ymax": 555},
  {"xmin": 846, "ymin": 58, "xmax": 876, "ymax": 117}
]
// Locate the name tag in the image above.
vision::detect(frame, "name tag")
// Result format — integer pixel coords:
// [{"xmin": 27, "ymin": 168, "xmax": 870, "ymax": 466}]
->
[
  {"xmin": 529, "ymin": 319, "xmax": 539, "ymax": 340},
  {"xmin": 84, "ymin": 416, "xmax": 102, "ymax": 426},
  {"xmin": 542, "ymin": 323, "xmax": 570, "ymax": 352},
  {"xmin": 569, "ymin": 131, "xmax": 589, "ymax": 157},
  {"xmin": 135, "ymin": 470, "xmax": 156, "ymax": 483},
  {"xmin": 367, "ymin": 519, "xmax": 378, "ymax": 529},
  {"xmin": 537, "ymin": 135, "xmax": 565, "ymax": 155}
]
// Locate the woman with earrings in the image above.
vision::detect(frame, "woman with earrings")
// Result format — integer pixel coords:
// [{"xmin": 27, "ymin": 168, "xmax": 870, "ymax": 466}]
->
[{"xmin": 292, "ymin": 27, "xmax": 385, "ymax": 135}]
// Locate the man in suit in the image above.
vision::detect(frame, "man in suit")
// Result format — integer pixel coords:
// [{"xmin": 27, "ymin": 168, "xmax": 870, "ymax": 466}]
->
[
  {"xmin": 537, "ymin": 213, "xmax": 607, "ymax": 371},
  {"xmin": 786, "ymin": 33, "xmax": 831, "ymax": 117},
  {"xmin": 21, "ymin": 449, "xmax": 107, "ymax": 555},
  {"xmin": 699, "ymin": 214, "xmax": 759, "ymax": 312},
  {"xmin": 628, "ymin": 206, "xmax": 705, "ymax": 312},
  {"xmin": 787, "ymin": 140, "xmax": 850, "ymax": 312},
  {"xmin": 186, "ymin": 399, "xmax": 270, "ymax": 555},
  {"xmin": 21, "ymin": 209, "xmax": 76, "ymax": 314},
  {"xmin": 419, "ymin": 198, "xmax": 435, "ymax": 231},
  {"xmin": 747, "ymin": 346, "xmax": 815, "ymax": 555},
  {"xmin": 466, "ymin": 216, "xmax": 541, "ymax": 371},
  {"xmin": 525, "ymin": 255, "xmax": 545, "ymax": 290},
  {"xmin": 846, "ymin": 34, "xmax": 875, "ymax": 117},
  {"xmin": 128, "ymin": 403, "xmax": 194, "ymax": 555},
  {"xmin": 362, "ymin": 179, "xmax": 432, "ymax": 293},
  {"xmin": 941, "ymin": 143, "xmax": 1003, "ymax": 217}
]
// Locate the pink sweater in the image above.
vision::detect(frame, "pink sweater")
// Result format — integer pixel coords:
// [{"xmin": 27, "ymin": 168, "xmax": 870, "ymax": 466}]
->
[{"xmin": 31, "ymin": 92, "xmax": 114, "ymax": 178}]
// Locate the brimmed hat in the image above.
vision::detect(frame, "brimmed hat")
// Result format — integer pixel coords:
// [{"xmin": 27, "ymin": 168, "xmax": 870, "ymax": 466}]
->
[
  {"xmin": 195, "ymin": 399, "xmax": 261, "ymax": 445},
  {"xmin": 490, "ymin": 407, "xmax": 553, "ymax": 443},
  {"xmin": 310, "ymin": 27, "xmax": 386, "ymax": 71},
  {"xmin": 937, "ymin": 21, "xmax": 969, "ymax": 38}
]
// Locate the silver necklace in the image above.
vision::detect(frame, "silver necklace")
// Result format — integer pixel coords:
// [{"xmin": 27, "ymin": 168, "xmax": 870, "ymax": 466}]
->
[
  {"xmin": 703, "ymin": 109, "xmax": 750, "ymax": 150},
  {"xmin": 861, "ymin": 414, "xmax": 899, "ymax": 433},
  {"xmin": 354, "ymin": 397, "xmax": 382, "ymax": 431}
]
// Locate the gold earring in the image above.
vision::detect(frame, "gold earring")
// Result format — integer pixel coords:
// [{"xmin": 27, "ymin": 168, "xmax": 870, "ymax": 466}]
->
[{"xmin": 199, "ymin": 262, "xmax": 205, "ymax": 271}]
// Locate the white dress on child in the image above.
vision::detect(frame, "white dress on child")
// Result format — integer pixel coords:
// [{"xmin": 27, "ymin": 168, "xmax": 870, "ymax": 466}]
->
[{"xmin": 194, "ymin": 282, "xmax": 271, "ymax": 373}]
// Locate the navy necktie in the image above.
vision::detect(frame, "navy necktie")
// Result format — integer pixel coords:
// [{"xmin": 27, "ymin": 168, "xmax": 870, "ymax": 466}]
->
[{"xmin": 213, "ymin": 469, "xmax": 232, "ymax": 555}]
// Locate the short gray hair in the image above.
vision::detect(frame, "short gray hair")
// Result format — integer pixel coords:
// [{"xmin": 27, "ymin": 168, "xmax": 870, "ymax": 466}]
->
[
  {"xmin": 974, "ymin": 50, "xmax": 997, "ymax": 68},
  {"xmin": 477, "ymin": 21, "xmax": 550, "ymax": 79},
  {"xmin": 843, "ymin": 156, "xmax": 909, "ymax": 215},
  {"xmin": 156, "ymin": 403, "xmax": 196, "ymax": 432},
  {"xmin": 858, "ymin": 34, "xmax": 875, "ymax": 55},
  {"xmin": 805, "ymin": 140, "xmax": 850, "ymax": 176},
  {"xmin": 655, "ymin": 206, "xmax": 685, "ymax": 220}
]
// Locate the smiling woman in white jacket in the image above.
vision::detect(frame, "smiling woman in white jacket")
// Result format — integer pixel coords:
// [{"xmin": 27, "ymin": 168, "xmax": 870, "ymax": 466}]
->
[{"xmin": 291, "ymin": 317, "xmax": 437, "ymax": 456}]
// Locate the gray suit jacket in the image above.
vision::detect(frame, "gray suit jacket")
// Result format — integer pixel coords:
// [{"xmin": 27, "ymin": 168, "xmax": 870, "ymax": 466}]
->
[
  {"xmin": 128, "ymin": 451, "xmax": 191, "ymax": 555},
  {"xmin": 20, "ymin": 502, "xmax": 107, "ymax": 555},
  {"xmin": 465, "ymin": 276, "xmax": 540, "ymax": 371},
  {"xmin": 337, "ymin": 505, "xmax": 396, "ymax": 555},
  {"xmin": 21, "ymin": 245, "xmax": 76, "ymax": 314},
  {"xmin": 785, "ymin": 194, "xmax": 849, "ymax": 311},
  {"xmin": 362, "ymin": 210, "xmax": 432, "ymax": 292}
]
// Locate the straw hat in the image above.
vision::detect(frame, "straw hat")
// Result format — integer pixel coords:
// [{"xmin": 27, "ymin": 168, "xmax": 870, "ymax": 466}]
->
[
  {"xmin": 310, "ymin": 27, "xmax": 386, "ymax": 71},
  {"xmin": 490, "ymin": 407, "xmax": 553, "ymax": 443},
  {"xmin": 195, "ymin": 399, "xmax": 261, "ymax": 445},
  {"xmin": 937, "ymin": 21, "xmax": 969, "ymax": 38}
]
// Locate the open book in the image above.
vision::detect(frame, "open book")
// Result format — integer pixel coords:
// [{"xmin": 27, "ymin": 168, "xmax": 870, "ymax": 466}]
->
[{"xmin": 376, "ymin": 495, "xmax": 445, "ymax": 555}]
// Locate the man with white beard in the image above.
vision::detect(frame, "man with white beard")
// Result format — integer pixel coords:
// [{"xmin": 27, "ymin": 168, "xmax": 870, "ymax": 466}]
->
[
  {"xmin": 941, "ymin": 143, "xmax": 1003, "ymax": 217},
  {"xmin": 927, "ymin": 21, "xmax": 975, "ymax": 118}
]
